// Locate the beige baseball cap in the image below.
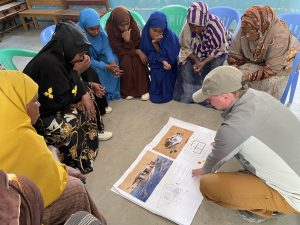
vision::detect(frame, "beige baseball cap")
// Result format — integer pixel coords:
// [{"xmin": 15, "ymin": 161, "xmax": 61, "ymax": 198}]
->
[{"xmin": 192, "ymin": 66, "xmax": 243, "ymax": 103}]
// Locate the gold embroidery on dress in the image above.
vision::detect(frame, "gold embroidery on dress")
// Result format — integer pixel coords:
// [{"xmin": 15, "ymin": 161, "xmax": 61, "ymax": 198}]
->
[
  {"xmin": 69, "ymin": 145, "xmax": 78, "ymax": 159},
  {"xmin": 253, "ymin": 41, "xmax": 264, "ymax": 62},
  {"xmin": 88, "ymin": 150, "xmax": 97, "ymax": 159},
  {"xmin": 72, "ymin": 85, "xmax": 78, "ymax": 96},
  {"xmin": 62, "ymin": 123, "xmax": 73, "ymax": 136},
  {"xmin": 87, "ymin": 128, "xmax": 97, "ymax": 140},
  {"xmin": 284, "ymin": 48, "xmax": 299, "ymax": 66},
  {"xmin": 269, "ymin": 38, "xmax": 275, "ymax": 46},
  {"xmin": 44, "ymin": 87, "xmax": 53, "ymax": 99}
]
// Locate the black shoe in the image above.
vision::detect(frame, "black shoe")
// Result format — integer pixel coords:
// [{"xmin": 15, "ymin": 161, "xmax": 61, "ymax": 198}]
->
[{"xmin": 237, "ymin": 210, "xmax": 268, "ymax": 223}]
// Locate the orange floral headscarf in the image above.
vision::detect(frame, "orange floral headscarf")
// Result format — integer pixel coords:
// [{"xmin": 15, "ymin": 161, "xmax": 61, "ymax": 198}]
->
[{"xmin": 241, "ymin": 5, "xmax": 276, "ymax": 35}]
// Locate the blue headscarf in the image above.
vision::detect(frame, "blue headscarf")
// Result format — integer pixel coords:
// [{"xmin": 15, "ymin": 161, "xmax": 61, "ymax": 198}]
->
[
  {"xmin": 78, "ymin": 8, "xmax": 101, "ymax": 29},
  {"xmin": 141, "ymin": 11, "xmax": 180, "ymax": 65},
  {"xmin": 77, "ymin": 8, "xmax": 116, "ymax": 64},
  {"xmin": 77, "ymin": 8, "xmax": 106, "ymax": 49}
]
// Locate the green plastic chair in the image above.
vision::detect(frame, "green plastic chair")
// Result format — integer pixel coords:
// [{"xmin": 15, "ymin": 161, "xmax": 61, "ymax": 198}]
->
[
  {"xmin": 158, "ymin": 5, "xmax": 188, "ymax": 36},
  {"xmin": 0, "ymin": 48, "xmax": 37, "ymax": 70},
  {"xmin": 100, "ymin": 10, "xmax": 146, "ymax": 30}
]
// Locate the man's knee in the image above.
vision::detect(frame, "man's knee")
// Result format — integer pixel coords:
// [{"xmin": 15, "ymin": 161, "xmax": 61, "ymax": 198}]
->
[
  {"xmin": 200, "ymin": 174, "xmax": 212, "ymax": 197},
  {"xmin": 200, "ymin": 173, "xmax": 222, "ymax": 201}
]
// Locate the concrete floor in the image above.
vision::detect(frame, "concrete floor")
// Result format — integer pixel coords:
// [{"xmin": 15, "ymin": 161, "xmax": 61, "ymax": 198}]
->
[{"xmin": 1, "ymin": 27, "xmax": 300, "ymax": 225}]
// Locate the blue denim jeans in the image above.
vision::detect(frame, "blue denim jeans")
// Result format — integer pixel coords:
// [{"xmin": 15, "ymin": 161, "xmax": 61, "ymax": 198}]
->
[{"xmin": 173, "ymin": 54, "xmax": 226, "ymax": 103}]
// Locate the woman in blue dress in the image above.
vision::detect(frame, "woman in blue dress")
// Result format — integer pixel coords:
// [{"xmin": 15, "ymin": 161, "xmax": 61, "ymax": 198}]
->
[
  {"xmin": 78, "ymin": 8, "xmax": 122, "ymax": 101},
  {"xmin": 141, "ymin": 11, "xmax": 180, "ymax": 103}
]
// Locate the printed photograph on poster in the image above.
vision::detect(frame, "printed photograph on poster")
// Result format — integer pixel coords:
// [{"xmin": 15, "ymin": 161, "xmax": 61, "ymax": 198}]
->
[
  {"xmin": 118, "ymin": 151, "xmax": 173, "ymax": 202},
  {"xmin": 112, "ymin": 118, "xmax": 217, "ymax": 225},
  {"xmin": 153, "ymin": 125, "xmax": 193, "ymax": 159}
]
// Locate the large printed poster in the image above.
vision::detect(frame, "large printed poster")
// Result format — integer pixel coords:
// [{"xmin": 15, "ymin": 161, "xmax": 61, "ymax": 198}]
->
[{"xmin": 111, "ymin": 118, "xmax": 216, "ymax": 225}]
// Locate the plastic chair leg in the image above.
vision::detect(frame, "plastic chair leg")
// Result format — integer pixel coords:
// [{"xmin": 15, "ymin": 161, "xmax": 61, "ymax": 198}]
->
[
  {"xmin": 281, "ymin": 74, "xmax": 292, "ymax": 104},
  {"xmin": 288, "ymin": 71, "xmax": 299, "ymax": 104}
]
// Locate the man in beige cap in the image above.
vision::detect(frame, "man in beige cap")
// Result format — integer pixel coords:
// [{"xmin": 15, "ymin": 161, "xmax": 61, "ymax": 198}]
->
[{"xmin": 191, "ymin": 66, "xmax": 300, "ymax": 223}]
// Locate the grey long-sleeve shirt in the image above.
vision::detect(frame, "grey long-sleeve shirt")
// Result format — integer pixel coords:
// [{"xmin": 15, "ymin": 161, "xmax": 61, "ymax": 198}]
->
[{"xmin": 203, "ymin": 88, "xmax": 300, "ymax": 211}]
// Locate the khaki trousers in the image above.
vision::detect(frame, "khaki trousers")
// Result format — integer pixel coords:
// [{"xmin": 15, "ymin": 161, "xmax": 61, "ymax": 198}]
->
[{"xmin": 200, "ymin": 172, "xmax": 298, "ymax": 217}]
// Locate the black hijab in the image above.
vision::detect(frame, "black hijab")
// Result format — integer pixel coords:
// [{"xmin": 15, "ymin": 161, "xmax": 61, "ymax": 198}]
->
[
  {"xmin": 24, "ymin": 22, "xmax": 91, "ymax": 116},
  {"xmin": 27, "ymin": 21, "xmax": 91, "ymax": 68},
  {"xmin": 53, "ymin": 21, "xmax": 91, "ymax": 62}
]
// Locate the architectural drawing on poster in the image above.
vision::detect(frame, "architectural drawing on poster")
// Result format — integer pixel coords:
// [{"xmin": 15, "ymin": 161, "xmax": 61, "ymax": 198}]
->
[
  {"xmin": 157, "ymin": 182, "xmax": 182, "ymax": 208},
  {"xmin": 156, "ymin": 163, "xmax": 192, "ymax": 209},
  {"xmin": 112, "ymin": 117, "xmax": 216, "ymax": 225},
  {"xmin": 187, "ymin": 139, "xmax": 206, "ymax": 154}
]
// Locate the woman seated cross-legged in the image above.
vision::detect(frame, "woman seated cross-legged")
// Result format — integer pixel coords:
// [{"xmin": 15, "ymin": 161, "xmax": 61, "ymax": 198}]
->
[
  {"xmin": 173, "ymin": 1, "xmax": 232, "ymax": 103},
  {"xmin": 227, "ymin": 5, "xmax": 300, "ymax": 100},
  {"xmin": 23, "ymin": 22, "xmax": 112, "ymax": 174}
]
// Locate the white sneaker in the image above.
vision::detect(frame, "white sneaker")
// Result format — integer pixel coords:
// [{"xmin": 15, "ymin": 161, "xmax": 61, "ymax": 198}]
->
[
  {"xmin": 98, "ymin": 131, "xmax": 113, "ymax": 141},
  {"xmin": 105, "ymin": 106, "xmax": 112, "ymax": 114},
  {"xmin": 125, "ymin": 96, "xmax": 134, "ymax": 100},
  {"xmin": 141, "ymin": 93, "xmax": 149, "ymax": 101}
]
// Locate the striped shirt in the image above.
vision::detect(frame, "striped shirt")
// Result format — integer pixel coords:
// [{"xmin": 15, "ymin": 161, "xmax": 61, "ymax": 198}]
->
[{"xmin": 191, "ymin": 14, "xmax": 232, "ymax": 60}]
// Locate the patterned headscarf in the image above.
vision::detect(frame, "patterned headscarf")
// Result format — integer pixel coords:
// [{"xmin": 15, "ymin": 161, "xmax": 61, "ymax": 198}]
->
[
  {"xmin": 187, "ymin": 1, "xmax": 209, "ymax": 26},
  {"xmin": 179, "ymin": 1, "xmax": 231, "ymax": 63},
  {"xmin": 241, "ymin": 5, "xmax": 277, "ymax": 35}
]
